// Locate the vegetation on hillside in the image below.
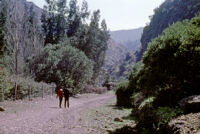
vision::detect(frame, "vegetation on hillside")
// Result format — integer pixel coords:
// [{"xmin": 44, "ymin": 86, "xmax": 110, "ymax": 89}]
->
[
  {"xmin": 105, "ymin": 39, "xmax": 128, "ymax": 70},
  {"xmin": 110, "ymin": 28, "xmax": 143, "ymax": 51},
  {"xmin": 108, "ymin": 52, "xmax": 136, "ymax": 80},
  {"xmin": 136, "ymin": 0, "xmax": 200, "ymax": 62},
  {"xmin": 41, "ymin": 0, "xmax": 109, "ymax": 85},
  {"xmin": 115, "ymin": 14, "xmax": 200, "ymax": 133},
  {"xmin": 0, "ymin": 0, "xmax": 109, "ymax": 101},
  {"xmin": 106, "ymin": 28, "xmax": 143, "ymax": 81}
]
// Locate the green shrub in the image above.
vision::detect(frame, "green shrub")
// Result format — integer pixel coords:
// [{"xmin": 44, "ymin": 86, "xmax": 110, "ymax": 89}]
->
[
  {"xmin": 30, "ymin": 43, "xmax": 93, "ymax": 94},
  {"xmin": 132, "ymin": 15, "xmax": 200, "ymax": 104},
  {"xmin": 132, "ymin": 96, "xmax": 156, "ymax": 131},
  {"xmin": 114, "ymin": 12, "xmax": 200, "ymax": 134},
  {"xmin": 82, "ymin": 85, "xmax": 107, "ymax": 94},
  {"xmin": 111, "ymin": 125, "xmax": 137, "ymax": 134},
  {"xmin": 7, "ymin": 76, "xmax": 55, "ymax": 100},
  {"xmin": 153, "ymin": 87, "xmax": 185, "ymax": 107},
  {"xmin": 139, "ymin": 97, "xmax": 155, "ymax": 110},
  {"xmin": 128, "ymin": 62, "xmax": 143, "ymax": 93},
  {"xmin": 131, "ymin": 92, "xmax": 146, "ymax": 117},
  {"xmin": 132, "ymin": 92, "xmax": 143, "ymax": 107},
  {"xmin": 141, "ymin": 17, "xmax": 200, "ymax": 96},
  {"xmin": 0, "ymin": 67, "xmax": 54, "ymax": 101},
  {"xmin": 0, "ymin": 67, "xmax": 14, "ymax": 102},
  {"xmin": 115, "ymin": 81, "xmax": 132, "ymax": 107},
  {"xmin": 154, "ymin": 107, "xmax": 183, "ymax": 129},
  {"xmin": 138, "ymin": 0, "xmax": 200, "ymax": 62}
]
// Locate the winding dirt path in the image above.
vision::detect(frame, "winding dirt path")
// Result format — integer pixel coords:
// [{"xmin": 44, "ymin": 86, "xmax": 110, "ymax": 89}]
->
[{"xmin": 0, "ymin": 92, "xmax": 115, "ymax": 134}]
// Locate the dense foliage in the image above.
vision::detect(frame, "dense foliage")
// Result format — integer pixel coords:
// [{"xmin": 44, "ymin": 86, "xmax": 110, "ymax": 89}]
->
[
  {"xmin": 30, "ymin": 43, "xmax": 93, "ymax": 94},
  {"xmin": 108, "ymin": 52, "xmax": 136, "ymax": 80},
  {"xmin": 115, "ymin": 81, "xmax": 132, "ymax": 107},
  {"xmin": 0, "ymin": 68, "xmax": 54, "ymax": 101},
  {"xmin": 140, "ymin": 18, "xmax": 200, "ymax": 101},
  {"xmin": 0, "ymin": 0, "xmax": 5, "ymax": 58},
  {"xmin": 41, "ymin": 0, "xmax": 109, "ymax": 84},
  {"xmin": 0, "ymin": 0, "xmax": 49, "ymax": 101},
  {"xmin": 70, "ymin": 11, "xmax": 109, "ymax": 84},
  {"xmin": 0, "ymin": 0, "xmax": 109, "ymax": 101},
  {"xmin": 136, "ymin": 0, "xmax": 200, "ymax": 62},
  {"xmin": 0, "ymin": 67, "xmax": 10, "ymax": 101},
  {"xmin": 0, "ymin": 0, "xmax": 43, "ymax": 74},
  {"xmin": 115, "ymin": 14, "xmax": 200, "ymax": 133},
  {"xmin": 115, "ymin": 62, "xmax": 143, "ymax": 108}
]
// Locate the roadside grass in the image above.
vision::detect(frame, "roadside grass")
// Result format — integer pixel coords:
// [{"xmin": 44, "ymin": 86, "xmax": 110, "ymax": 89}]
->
[{"xmin": 84, "ymin": 99, "xmax": 136, "ymax": 134}]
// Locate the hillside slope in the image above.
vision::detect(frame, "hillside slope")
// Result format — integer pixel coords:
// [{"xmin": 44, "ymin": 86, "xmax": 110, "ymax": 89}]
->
[
  {"xmin": 105, "ymin": 28, "xmax": 143, "ymax": 80},
  {"xmin": 107, "ymin": 52, "xmax": 136, "ymax": 80},
  {"xmin": 105, "ymin": 39, "xmax": 128, "ymax": 69},
  {"xmin": 26, "ymin": 1, "xmax": 42, "ymax": 24},
  {"xmin": 110, "ymin": 27, "xmax": 143, "ymax": 52},
  {"xmin": 136, "ymin": 0, "xmax": 200, "ymax": 61}
]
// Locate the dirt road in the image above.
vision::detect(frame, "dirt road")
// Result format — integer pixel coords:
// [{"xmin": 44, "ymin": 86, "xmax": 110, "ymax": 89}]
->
[{"xmin": 0, "ymin": 92, "xmax": 115, "ymax": 134}]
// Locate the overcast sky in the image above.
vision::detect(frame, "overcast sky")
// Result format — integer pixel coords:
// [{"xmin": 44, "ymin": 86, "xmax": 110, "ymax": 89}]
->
[{"xmin": 27, "ymin": 0, "xmax": 165, "ymax": 31}]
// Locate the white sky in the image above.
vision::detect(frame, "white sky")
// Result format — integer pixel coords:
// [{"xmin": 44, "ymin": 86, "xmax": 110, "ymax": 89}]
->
[{"xmin": 27, "ymin": 0, "xmax": 165, "ymax": 31}]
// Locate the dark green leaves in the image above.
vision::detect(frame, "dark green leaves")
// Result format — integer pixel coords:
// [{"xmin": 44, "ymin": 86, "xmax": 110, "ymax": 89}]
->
[{"xmin": 30, "ymin": 43, "xmax": 93, "ymax": 93}]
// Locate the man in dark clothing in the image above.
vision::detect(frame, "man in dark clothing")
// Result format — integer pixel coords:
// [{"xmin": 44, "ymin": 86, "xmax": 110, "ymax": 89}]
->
[{"xmin": 63, "ymin": 88, "xmax": 70, "ymax": 108}]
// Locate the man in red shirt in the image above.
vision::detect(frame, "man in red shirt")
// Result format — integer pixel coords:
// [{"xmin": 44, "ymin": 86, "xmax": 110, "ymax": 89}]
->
[{"xmin": 57, "ymin": 89, "xmax": 64, "ymax": 108}]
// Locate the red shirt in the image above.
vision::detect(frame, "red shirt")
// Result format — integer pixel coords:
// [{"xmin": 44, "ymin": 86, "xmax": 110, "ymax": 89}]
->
[{"xmin": 57, "ymin": 90, "xmax": 64, "ymax": 98}]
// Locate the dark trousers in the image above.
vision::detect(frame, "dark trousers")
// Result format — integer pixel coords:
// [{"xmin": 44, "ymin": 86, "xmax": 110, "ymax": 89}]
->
[
  {"xmin": 64, "ymin": 97, "xmax": 69, "ymax": 108},
  {"xmin": 59, "ymin": 97, "xmax": 63, "ymax": 108}
]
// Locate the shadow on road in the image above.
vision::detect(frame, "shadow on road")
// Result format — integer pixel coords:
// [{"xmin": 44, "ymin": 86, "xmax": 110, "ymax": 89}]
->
[
  {"xmin": 49, "ymin": 106, "xmax": 60, "ymax": 109},
  {"xmin": 107, "ymin": 104, "xmax": 124, "ymax": 110}
]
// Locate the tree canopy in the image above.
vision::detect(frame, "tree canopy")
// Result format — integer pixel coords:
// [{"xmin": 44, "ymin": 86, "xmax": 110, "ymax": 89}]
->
[
  {"xmin": 30, "ymin": 42, "xmax": 93, "ymax": 93},
  {"xmin": 41, "ymin": 0, "xmax": 109, "ymax": 84}
]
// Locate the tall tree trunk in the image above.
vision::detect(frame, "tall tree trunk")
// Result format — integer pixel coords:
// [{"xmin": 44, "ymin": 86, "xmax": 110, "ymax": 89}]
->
[
  {"xmin": 15, "ymin": 42, "xmax": 18, "ymax": 75},
  {"xmin": 14, "ymin": 81, "xmax": 17, "ymax": 101},
  {"xmin": 14, "ymin": 33, "xmax": 19, "ymax": 101},
  {"xmin": 42, "ymin": 84, "xmax": 44, "ymax": 98},
  {"xmin": 28, "ymin": 85, "xmax": 31, "ymax": 101}
]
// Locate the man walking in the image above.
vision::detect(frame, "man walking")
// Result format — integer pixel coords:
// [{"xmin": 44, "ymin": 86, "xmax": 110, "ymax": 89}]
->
[
  {"xmin": 64, "ymin": 88, "xmax": 70, "ymax": 108},
  {"xmin": 57, "ymin": 89, "xmax": 64, "ymax": 108}
]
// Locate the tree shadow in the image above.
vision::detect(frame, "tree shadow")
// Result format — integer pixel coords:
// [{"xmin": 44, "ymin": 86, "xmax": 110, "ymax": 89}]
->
[
  {"xmin": 107, "ymin": 104, "xmax": 136, "ymax": 121},
  {"xmin": 71, "ymin": 95, "xmax": 80, "ymax": 99},
  {"xmin": 49, "ymin": 106, "xmax": 60, "ymax": 109},
  {"xmin": 122, "ymin": 114, "xmax": 136, "ymax": 121},
  {"xmin": 107, "ymin": 104, "xmax": 129, "ymax": 110}
]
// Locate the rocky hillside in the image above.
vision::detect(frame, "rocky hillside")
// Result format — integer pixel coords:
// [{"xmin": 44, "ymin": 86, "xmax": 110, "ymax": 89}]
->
[
  {"xmin": 105, "ymin": 39, "xmax": 128, "ymax": 69},
  {"xmin": 136, "ymin": 0, "xmax": 200, "ymax": 62},
  {"xmin": 110, "ymin": 27, "xmax": 143, "ymax": 52},
  {"xmin": 9, "ymin": 0, "xmax": 42, "ymax": 25},
  {"xmin": 107, "ymin": 52, "xmax": 136, "ymax": 80},
  {"xmin": 105, "ymin": 28, "xmax": 143, "ymax": 80},
  {"xmin": 26, "ymin": 1, "xmax": 42, "ymax": 24}
]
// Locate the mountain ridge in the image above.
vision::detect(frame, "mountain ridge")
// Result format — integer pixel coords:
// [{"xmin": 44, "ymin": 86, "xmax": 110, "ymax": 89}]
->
[
  {"xmin": 22, "ymin": 0, "xmax": 143, "ymax": 80},
  {"xmin": 106, "ymin": 27, "xmax": 143, "ymax": 80},
  {"xmin": 110, "ymin": 27, "xmax": 143, "ymax": 52}
]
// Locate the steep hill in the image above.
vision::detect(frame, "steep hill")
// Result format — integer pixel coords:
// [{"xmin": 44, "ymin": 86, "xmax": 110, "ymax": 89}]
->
[
  {"xmin": 107, "ymin": 52, "xmax": 136, "ymax": 80},
  {"xmin": 110, "ymin": 27, "xmax": 143, "ymax": 52},
  {"xmin": 106, "ymin": 28, "xmax": 143, "ymax": 80},
  {"xmin": 105, "ymin": 39, "xmax": 128, "ymax": 69},
  {"xmin": 26, "ymin": 1, "xmax": 42, "ymax": 24},
  {"xmin": 136, "ymin": 0, "xmax": 200, "ymax": 62}
]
